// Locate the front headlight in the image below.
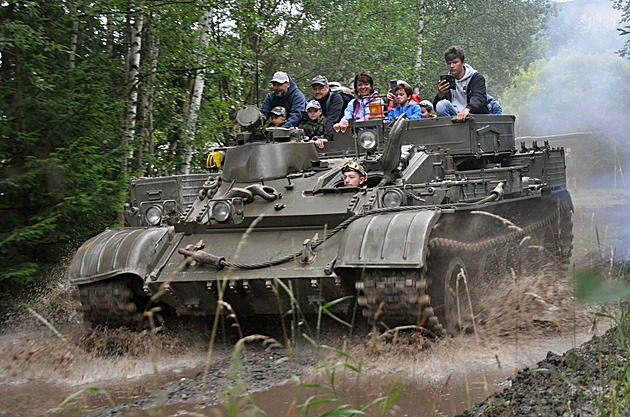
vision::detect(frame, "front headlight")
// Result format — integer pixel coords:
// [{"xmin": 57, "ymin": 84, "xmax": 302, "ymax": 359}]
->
[
  {"xmin": 381, "ymin": 189, "xmax": 405, "ymax": 208},
  {"xmin": 357, "ymin": 129, "xmax": 377, "ymax": 151},
  {"xmin": 145, "ymin": 206, "xmax": 162, "ymax": 226},
  {"xmin": 212, "ymin": 200, "xmax": 233, "ymax": 222}
]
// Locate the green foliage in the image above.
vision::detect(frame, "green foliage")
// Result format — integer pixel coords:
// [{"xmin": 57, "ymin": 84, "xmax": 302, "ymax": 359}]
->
[
  {"xmin": 0, "ymin": 1, "xmax": 127, "ymax": 302},
  {"xmin": 282, "ymin": 0, "xmax": 553, "ymax": 99},
  {"xmin": 614, "ymin": 0, "xmax": 630, "ymax": 59}
]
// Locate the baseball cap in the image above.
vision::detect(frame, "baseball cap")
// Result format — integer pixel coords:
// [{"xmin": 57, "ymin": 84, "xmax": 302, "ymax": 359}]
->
[
  {"xmin": 306, "ymin": 100, "xmax": 321, "ymax": 110},
  {"xmin": 271, "ymin": 71, "xmax": 289, "ymax": 84},
  {"xmin": 328, "ymin": 82, "xmax": 342, "ymax": 92},
  {"xmin": 310, "ymin": 75, "xmax": 329, "ymax": 86},
  {"xmin": 419, "ymin": 100, "xmax": 434, "ymax": 111},
  {"xmin": 270, "ymin": 106, "xmax": 287, "ymax": 116}
]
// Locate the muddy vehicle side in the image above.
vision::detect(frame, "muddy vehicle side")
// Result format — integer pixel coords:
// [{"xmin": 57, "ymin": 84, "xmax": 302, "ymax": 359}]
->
[{"xmin": 68, "ymin": 107, "xmax": 573, "ymax": 334}]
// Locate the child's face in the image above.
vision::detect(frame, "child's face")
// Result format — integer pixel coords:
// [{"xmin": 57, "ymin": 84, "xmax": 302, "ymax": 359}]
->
[
  {"xmin": 307, "ymin": 108, "xmax": 322, "ymax": 120},
  {"xmin": 271, "ymin": 114, "xmax": 286, "ymax": 126},
  {"xmin": 395, "ymin": 89, "xmax": 410, "ymax": 106},
  {"xmin": 421, "ymin": 106, "xmax": 432, "ymax": 118}
]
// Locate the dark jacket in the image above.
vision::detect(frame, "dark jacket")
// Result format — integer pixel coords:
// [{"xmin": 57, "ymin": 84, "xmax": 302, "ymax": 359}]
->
[
  {"xmin": 260, "ymin": 75, "xmax": 307, "ymax": 128},
  {"xmin": 433, "ymin": 71, "xmax": 489, "ymax": 115},
  {"xmin": 318, "ymin": 91, "xmax": 344, "ymax": 140}
]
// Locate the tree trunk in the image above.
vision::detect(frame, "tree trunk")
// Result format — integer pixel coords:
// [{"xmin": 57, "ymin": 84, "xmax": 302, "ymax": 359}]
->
[
  {"xmin": 413, "ymin": 0, "xmax": 426, "ymax": 94},
  {"xmin": 121, "ymin": 3, "xmax": 143, "ymax": 175},
  {"xmin": 69, "ymin": 9, "xmax": 79, "ymax": 70},
  {"xmin": 179, "ymin": 8, "xmax": 212, "ymax": 175},
  {"xmin": 138, "ymin": 11, "xmax": 159, "ymax": 174}
]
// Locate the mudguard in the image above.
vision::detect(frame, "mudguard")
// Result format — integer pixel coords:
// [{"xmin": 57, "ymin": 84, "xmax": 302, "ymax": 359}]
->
[
  {"xmin": 335, "ymin": 210, "xmax": 441, "ymax": 270},
  {"xmin": 68, "ymin": 227, "xmax": 175, "ymax": 285}
]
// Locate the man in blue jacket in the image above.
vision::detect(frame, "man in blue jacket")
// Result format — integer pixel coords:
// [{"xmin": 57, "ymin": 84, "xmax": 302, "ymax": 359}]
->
[
  {"xmin": 433, "ymin": 46, "xmax": 489, "ymax": 121},
  {"xmin": 260, "ymin": 71, "xmax": 306, "ymax": 128}
]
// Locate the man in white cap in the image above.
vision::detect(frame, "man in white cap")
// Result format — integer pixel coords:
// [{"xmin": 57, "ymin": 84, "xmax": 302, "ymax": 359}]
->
[{"xmin": 260, "ymin": 71, "xmax": 306, "ymax": 128}]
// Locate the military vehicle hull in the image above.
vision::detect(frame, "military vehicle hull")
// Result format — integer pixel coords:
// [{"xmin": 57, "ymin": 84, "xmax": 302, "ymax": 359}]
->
[{"xmin": 69, "ymin": 110, "xmax": 574, "ymax": 334}]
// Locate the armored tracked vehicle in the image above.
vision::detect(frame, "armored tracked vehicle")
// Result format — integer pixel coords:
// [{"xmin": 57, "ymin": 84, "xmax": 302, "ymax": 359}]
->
[{"xmin": 68, "ymin": 106, "xmax": 573, "ymax": 335}]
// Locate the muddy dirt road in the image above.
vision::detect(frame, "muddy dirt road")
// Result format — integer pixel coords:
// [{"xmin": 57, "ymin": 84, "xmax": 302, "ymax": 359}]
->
[{"xmin": 0, "ymin": 188, "xmax": 628, "ymax": 417}]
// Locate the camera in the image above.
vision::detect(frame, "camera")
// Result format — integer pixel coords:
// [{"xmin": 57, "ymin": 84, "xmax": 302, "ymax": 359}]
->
[{"xmin": 439, "ymin": 74, "xmax": 456, "ymax": 90}]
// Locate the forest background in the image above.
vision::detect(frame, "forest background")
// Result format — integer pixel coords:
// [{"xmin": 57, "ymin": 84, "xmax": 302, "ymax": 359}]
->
[{"xmin": 1, "ymin": 0, "xmax": 629, "ymax": 312}]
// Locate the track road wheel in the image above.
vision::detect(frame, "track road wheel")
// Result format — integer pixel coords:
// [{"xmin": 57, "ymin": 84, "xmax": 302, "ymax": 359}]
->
[
  {"xmin": 437, "ymin": 256, "xmax": 475, "ymax": 336},
  {"xmin": 78, "ymin": 276, "xmax": 150, "ymax": 328}
]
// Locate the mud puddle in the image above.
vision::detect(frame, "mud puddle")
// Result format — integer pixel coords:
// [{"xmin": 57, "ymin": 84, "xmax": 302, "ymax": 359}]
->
[
  {"xmin": 0, "ymin": 188, "xmax": 627, "ymax": 416},
  {"xmin": 135, "ymin": 370, "xmax": 511, "ymax": 417},
  {"xmin": 75, "ymin": 327, "xmax": 601, "ymax": 417}
]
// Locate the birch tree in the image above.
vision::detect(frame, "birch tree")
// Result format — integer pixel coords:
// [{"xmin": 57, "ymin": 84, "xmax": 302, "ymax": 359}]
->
[
  {"xmin": 137, "ymin": 11, "xmax": 159, "ymax": 173},
  {"xmin": 179, "ymin": 7, "xmax": 213, "ymax": 175},
  {"xmin": 121, "ymin": 3, "xmax": 143, "ymax": 174},
  {"xmin": 413, "ymin": 0, "xmax": 426, "ymax": 93}
]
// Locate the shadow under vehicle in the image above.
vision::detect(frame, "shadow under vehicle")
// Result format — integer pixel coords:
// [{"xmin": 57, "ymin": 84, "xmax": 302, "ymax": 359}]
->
[{"xmin": 68, "ymin": 106, "xmax": 574, "ymax": 335}]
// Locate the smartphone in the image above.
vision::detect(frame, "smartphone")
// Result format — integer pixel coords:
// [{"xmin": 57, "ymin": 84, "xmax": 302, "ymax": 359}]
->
[
  {"xmin": 439, "ymin": 74, "xmax": 456, "ymax": 90},
  {"xmin": 390, "ymin": 79, "xmax": 398, "ymax": 94}
]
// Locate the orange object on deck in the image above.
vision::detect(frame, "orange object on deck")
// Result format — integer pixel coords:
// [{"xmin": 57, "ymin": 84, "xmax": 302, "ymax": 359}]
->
[{"xmin": 369, "ymin": 101, "xmax": 384, "ymax": 119}]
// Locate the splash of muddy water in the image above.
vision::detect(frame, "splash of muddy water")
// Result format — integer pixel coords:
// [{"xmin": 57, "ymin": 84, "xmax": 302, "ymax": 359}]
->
[{"xmin": 0, "ymin": 190, "xmax": 626, "ymax": 417}]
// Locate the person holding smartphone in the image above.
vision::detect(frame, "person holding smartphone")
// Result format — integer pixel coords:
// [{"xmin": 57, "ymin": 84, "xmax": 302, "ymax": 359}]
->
[
  {"xmin": 385, "ymin": 80, "xmax": 420, "ymax": 112},
  {"xmin": 385, "ymin": 83, "xmax": 423, "ymax": 122},
  {"xmin": 433, "ymin": 46, "xmax": 489, "ymax": 121}
]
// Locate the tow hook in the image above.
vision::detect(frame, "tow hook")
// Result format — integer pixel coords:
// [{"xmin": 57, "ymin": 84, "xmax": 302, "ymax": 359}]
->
[{"xmin": 300, "ymin": 233, "xmax": 318, "ymax": 264}]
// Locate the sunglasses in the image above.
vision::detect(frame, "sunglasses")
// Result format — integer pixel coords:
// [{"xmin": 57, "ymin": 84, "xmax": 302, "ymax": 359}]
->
[{"xmin": 341, "ymin": 161, "xmax": 366, "ymax": 176}]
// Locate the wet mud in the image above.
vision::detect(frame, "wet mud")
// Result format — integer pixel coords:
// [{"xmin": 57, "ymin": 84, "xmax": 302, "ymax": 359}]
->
[{"xmin": 0, "ymin": 188, "xmax": 628, "ymax": 417}]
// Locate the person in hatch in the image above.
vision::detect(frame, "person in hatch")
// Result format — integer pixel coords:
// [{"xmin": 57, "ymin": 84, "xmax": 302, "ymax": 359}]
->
[{"xmin": 341, "ymin": 161, "xmax": 367, "ymax": 187}]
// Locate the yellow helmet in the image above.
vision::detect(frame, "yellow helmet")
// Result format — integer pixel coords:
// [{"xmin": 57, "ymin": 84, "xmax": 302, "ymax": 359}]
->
[{"xmin": 206, "ymin": 151, "xmax": 225, "ymax": 170}]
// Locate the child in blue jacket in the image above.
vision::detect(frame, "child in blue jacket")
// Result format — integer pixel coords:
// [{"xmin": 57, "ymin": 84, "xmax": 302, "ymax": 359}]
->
[{"xmin": 385, "ymin": 83, "xmax": 423, "ymax": 122}]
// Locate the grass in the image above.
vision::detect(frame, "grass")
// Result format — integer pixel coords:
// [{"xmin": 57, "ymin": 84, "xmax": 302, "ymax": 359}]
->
[{"xmin": 12, "ymin": 188, "xmax": 630, "ymax": 416}]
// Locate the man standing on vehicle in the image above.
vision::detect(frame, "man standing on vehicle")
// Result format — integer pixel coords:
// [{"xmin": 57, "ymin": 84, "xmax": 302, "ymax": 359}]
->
[
  {"xmin": 308, "ymin": 75, "xmax": 344, "ymax": 141},
  {"xmin": 433, "ymin": 46, "xmax": 488, "ymax": 121},
  {"xmin": 260, "ymin": 71, "xmax": 307, "ymax": 128}
]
